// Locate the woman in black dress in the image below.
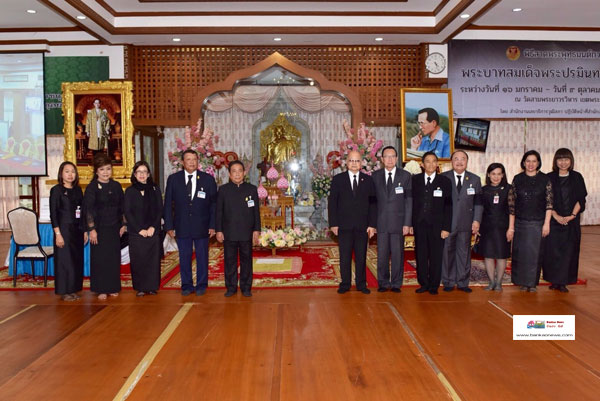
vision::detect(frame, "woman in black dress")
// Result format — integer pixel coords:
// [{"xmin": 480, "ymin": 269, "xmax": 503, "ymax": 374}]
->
[
  {"xmin": 83, "ymin": 153, "xmax": 125, "ymax": 300},
  {"xmin": 508, "ymin": 150, "xmax": 553, "ymax": 292},
  {"xmin": 478, "ymin": 163, "xmax": 511, "ymax": 292},
  {"xmin": 543, "ymin": 148, "xmax": 587, "ymax": 292},
  {"xmin": 50, "ymin": 161, "xmax": 87, "ymax": 301},
  {"xmin": 124, "ymin": 161, "xmax": 163, "ymax": 296}
]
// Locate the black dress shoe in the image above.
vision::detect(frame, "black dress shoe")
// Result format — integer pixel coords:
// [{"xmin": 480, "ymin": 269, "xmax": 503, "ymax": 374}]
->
[
  {"xmin": 196, "ymin": 288, "xmax": 207, "ymax": 296},
  {"xmin": 457, "ymin": 287, "xmax": 472, "ymax": 293},
  {"xmin": 443, "ymin": 286, "xmax": 454, "ymax": 292},
  {"xmin": 559, "ymin": 285, "xmax": 569, "ymax": 293},
  {"xmin": 242, "ymin": 290, "xmax": 252, "ymax": 297},
  {"xmin": 549, "ymin": 284, "xmax": 558, "ymax": 290},
  {"xmin": 359, "ymin": 288, "xmax": 371, "ymax": 294},
  {"xmin": 337, "ymin": 288, "xmax": 349, "ymax": 294},
  {"xmin": 391, "ymin": 288, "xmax": 401, "ymax": 293},
  {"xmin": 182, "ymin": 289, "xmax": 193, "ymax": 296},
  {"xmin": 428, "ymin": 289, "xmax": 438, "ymax": 295},
  {"xmin": 415, "ymin": 287, "xmax": 428, "ymax": 293},
  {"xmin": 377, "ymin": 287, "xmax": 389, "ymax": 293},
  {"xmin": 224, "ymin": 290, "xmax": 236, "ymax": 297}
]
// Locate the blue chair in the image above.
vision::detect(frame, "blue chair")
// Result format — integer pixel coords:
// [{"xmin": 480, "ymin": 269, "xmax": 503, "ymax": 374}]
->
[{"xmin": 7, "ymin": 207, "xmax": 54, "ymax": 287}]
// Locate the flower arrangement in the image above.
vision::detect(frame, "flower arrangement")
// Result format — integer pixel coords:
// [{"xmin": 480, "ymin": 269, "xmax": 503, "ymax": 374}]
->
[
  {"xmin": 403, "ymin": 160, "xmax": 422, "ymax": 175},
  {"xmin": 167, "ymin": 118, "xmax": 220, "ymax": 176},
  {"xmin": 309, "ymin": 153, "xmax": 333, "ymax": 200},
  {"xmin": 311, "ymin": 175, "xmax": 331, "ymax": 200},
  {"xmin": 332, "ymin": 120, "xmax": 383, "ymax": 175},
  {"xmin": 259, "ymin": 227, "xmax": 311, "ymax": 248}
]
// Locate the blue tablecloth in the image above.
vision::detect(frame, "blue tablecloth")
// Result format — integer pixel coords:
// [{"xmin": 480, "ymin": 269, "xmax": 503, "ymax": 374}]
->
[{"xmin": 9, "ymin": 223, "xmax": 90, "ymax": 277}]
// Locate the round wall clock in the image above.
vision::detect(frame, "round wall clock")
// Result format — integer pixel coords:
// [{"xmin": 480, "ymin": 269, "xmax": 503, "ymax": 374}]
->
[{"xmin": 425, "ymin": 52, "xmax": 446, "ymax": 74}]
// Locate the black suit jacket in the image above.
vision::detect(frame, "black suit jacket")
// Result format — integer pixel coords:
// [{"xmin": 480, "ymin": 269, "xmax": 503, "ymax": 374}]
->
[
  {"xmin": 163, "ymin": 169, "xmax": 217, "ymax": 238},
  {"xmin": 328, "ymin": 171, "xmax": 377, "ymax": 230},
  {"xmin": 411, "ymin": 173, "xmax": 453, "ymax": 232},
  {"xmin": 372, "ymin": 167, "xmax": 413, "ymax": 233},
  {"xmin": 216, "ymin": 182, "xmax": 261, "ymax": 241}
]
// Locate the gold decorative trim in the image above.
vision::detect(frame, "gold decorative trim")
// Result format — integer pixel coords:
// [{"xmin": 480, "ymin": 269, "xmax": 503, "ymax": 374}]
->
[{"xmin": 62, "ymin": 81, "xmax": 135, "ymax": 182}]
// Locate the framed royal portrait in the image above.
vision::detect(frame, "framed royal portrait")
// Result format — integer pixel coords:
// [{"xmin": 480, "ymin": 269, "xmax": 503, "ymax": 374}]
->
[
  {"xmin": 62, "ymin": 81, "xmax": 134, "ymax": 181},
  {"xmin": 400, "ymin": 88, "xmax": 454, "ymax": 162}
]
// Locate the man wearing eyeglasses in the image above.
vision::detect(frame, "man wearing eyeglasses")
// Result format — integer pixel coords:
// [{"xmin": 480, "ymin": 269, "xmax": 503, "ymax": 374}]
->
[
  {"xmin": 410, "ymin": 107, "xmax": 451, "ymax": 158},
  {"xmin": 328, "ymin": 150, "xmax": 377, "ymax": 294}
]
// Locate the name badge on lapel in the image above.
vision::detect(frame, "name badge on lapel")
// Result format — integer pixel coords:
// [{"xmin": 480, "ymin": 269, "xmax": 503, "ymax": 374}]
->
[
  {"xmin": 395, "ymin": 186, "xmax": 404, "ymax": 194},
  {"xmin": 198, "ymin": 187, "xmax": 206, "ymax": 199},
  {"xmin": 247, "ymin": 196, "xmax": 255, "ymax": 208},
  {"xmin": 433, "ymin": 188, "xmax": 443, "ymax": 197},
  {"xmin": 493, "ymin": 195, "xmax": 500, "ymax": 204},
  {"xmin": 75, "ymin": 206, "xmax": 81, "ymax": 219},
  {"xmin": 467, "ymin": 186, "xmax": 475, "ymax": 195}
]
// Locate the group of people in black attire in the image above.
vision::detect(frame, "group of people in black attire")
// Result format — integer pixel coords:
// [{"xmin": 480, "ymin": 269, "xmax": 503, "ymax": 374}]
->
[
  {"xmin": 328, "ymin": 146, "xmax": 587, "ymax": 296},
  {"xmin": 50, "ymin": 149, "xmax": 260, "ymax": 301},
  {"xmin": 50, "ymin": 145, "xmax": 586, "ymax": 301}
]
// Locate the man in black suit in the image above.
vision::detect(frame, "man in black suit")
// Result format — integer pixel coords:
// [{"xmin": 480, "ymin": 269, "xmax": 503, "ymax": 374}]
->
[
  {"xmin": 328, "ymin": 150, "xmax": 377, "ymax": 294},
  {"xmin": 164, "ymin": 149, "xmax": 217, "ymax": 296},
  {"xmin": 216, "ymin": 160, "xmax": 261, "ymax": 298},
  {"xmin": 410, "ymin": 151, "xmax": 452, "ymax": 295},
  {"xmin": 372, "ymin": 146, "xmax": 412, "ymax": 292}
]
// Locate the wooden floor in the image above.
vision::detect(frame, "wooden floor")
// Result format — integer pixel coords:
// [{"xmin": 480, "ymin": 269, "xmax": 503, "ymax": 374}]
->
[{"xmin": 1, "ymin": 227, "xmax": 599, "ymax": 400}]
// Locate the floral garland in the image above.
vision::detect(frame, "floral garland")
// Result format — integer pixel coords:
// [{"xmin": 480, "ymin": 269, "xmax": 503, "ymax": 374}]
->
[
  {"xmin": 167, "ymin": 118, "xmax": 219, "ymax": 177},
  {"xmin": 332, "ymin": 120, "xmax": 383, "ymax": 175}
]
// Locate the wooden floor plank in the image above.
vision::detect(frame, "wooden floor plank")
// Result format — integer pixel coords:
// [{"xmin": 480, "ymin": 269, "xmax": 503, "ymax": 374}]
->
[
  {"xmin": 0, "ymin": 304, "xmax": 182, "ymax": 401},
  {"xmin": 126, "ymin": 303, "xmax": 280, "ymax": 401},
  {"xmin": 0, "ymin": 304, "xmax": 35, "ymax": 323},
  {"xmin": 0, "ymin": 304, "xmax": 104, "ymax": 387},
  {"xmin": 394, "ymin": 298, "xmax": 600, "ymax": 401},
  {"xmin": 278, "ymin": 302, "xmax": 451, "ymax": 401}
]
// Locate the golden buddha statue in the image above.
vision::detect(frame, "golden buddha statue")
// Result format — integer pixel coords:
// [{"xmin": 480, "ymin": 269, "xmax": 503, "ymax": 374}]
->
[{"xmin": 260, "ymin": 114, "xmax": 301, "ymax": 165}]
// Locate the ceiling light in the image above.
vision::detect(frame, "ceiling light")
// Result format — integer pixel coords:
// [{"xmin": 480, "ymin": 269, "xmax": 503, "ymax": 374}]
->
[
  {"xmin": 76, "ymin": 15, "xmax": 86, "ymax": 20},
  {"xmin": 273, "ymin": 37, "xmax": 282, "ymax": 42},
  {"xmin": 375, "ymin": 37, "xmax": 383, "ymax": 42},
  {"xmin": 512, "ymin": 8, "xmax": 522, "ymax": 12},
  {"xmin": 460, "ymin": 14, "xmax": 470, "ymax": 19},
  {"xmin": 172, "ymin": 37, "xmax": 181, "ymax": 42},
  {"xmin": 26, "ymin": 9, "xmax": 36, "ymax": 14}
]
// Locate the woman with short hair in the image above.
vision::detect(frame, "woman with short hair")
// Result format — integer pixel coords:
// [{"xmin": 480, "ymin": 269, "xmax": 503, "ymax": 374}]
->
[
  {"xmin": 83, "ymin": 153, "xmax": 125, "ymax": 300},
  {"xmin": 542, "ymin": 148, "xmax": 587, "ymax": 292},
  {"xmin": 124, "ymin": 161, "xmax": 163, "ymax": 296},
  {"xmin": 478, "ymin": 163, "xmax": 511, "ymax": 291},
  {"xmin": 508, "ymin": 150, "xmax": 553, "ymax": 292}
]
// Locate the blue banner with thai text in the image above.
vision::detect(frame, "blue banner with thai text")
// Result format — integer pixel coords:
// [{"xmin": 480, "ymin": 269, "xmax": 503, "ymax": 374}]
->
[{"xmin": 448, "ymin": 40, "xmax": 600, "ymax": 118}]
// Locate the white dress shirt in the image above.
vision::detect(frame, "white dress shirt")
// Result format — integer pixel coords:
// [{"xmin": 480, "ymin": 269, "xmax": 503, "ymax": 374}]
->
[
  {"xmin": 185, "ymin": 170, "xmax": 197, "ymax": 197},
  {"xmin": 384, "ymin": 166, "xmax": 397, "ymax": 184},
  {"xmin": 348, "ymin": 170, "xmax": 360, "ymax": 188},
  {"xmin": 424, "ymin": 171, "xmax": 436, "ymax": 185}
]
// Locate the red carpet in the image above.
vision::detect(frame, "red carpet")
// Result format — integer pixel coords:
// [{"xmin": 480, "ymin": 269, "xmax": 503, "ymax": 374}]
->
[{"xmin": 1, "ymin": 244, "xmax": 586, "ymax": 289}]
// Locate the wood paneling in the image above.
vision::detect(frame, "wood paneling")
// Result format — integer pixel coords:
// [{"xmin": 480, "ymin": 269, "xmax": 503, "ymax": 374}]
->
[{"xmin": 127, "ymin": 46, "xmax": 433, "ymax": 126}]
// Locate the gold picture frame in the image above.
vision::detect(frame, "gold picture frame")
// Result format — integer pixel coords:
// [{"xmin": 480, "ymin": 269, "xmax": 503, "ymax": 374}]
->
[
  {"xmin": 400, "ymin": 88, "xmax": 454, "ymax": 163},
  {"xmin": 62, "ymin": 81, "xmax": 134, "ymax": 182}
]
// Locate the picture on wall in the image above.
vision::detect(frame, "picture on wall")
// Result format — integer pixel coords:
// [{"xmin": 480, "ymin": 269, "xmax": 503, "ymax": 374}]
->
[
  {"xmin": 62, "ymin": 81, "xmax": 134, "ymax": 181},
  {"xmin": 400, "ymin": 88, "xmax": 454, "ymax": 162},
  {"xmin": 454, "ymin": 118, "xmax": 491, "ymax": 152}
]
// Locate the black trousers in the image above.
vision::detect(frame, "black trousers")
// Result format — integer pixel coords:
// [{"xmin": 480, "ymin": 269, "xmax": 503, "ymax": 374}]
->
[
  {"xmin": 414, "ymin": 221, "xmax": 445, "ymax": 291},
  {"xmin": 338, "ymin": 228, "xmax": 368, "ymax": 291},
  {"xmin": 223, "ymin": 240, "xmax": 253, "ymax": 292}
]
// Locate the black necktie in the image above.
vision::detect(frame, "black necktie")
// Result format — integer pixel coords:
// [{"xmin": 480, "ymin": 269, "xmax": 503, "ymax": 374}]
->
[
  {"xmin": 456, "ymin": 175, "xmax": 462, "ymax": 192},
  {"xmin": 352, "ymin": 175, "xmax": 358, "ymax": 195},
  {"xmin": 187, "ymin": 174, "xmax": 193, "ymax": 198},
  {"xmin": 387, "ymin": 172, "xmax": 393, "ymax": 193},
  {"xmin": 426, "ymin": 176, "xmax": 431, "ymax": 188}
]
